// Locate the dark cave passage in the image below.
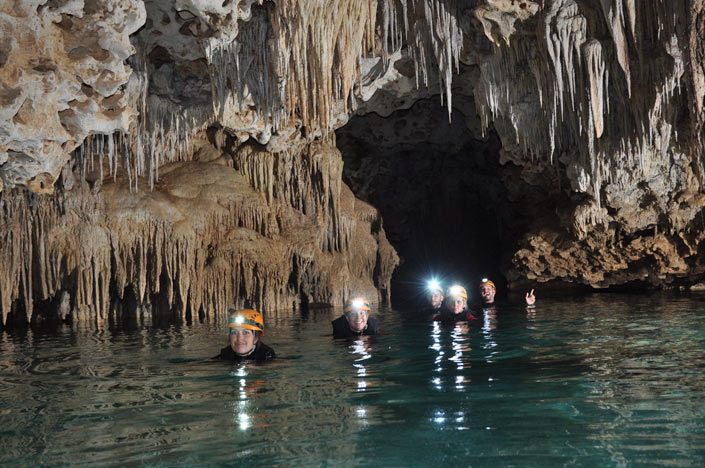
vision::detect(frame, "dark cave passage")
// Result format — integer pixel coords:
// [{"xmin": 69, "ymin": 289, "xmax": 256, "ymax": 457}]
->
[{"xmin": 336, "ymin": 98, "xmax": 530, "ymax": 308}]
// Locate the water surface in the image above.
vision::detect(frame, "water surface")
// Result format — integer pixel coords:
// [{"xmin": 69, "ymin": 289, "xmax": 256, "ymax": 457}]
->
[{"xmin": 1, "ymin": 293, "xmax": 705, "ymax": 467}]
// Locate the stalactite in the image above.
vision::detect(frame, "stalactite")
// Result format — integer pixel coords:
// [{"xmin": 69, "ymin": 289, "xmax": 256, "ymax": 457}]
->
[
  {"xmin": 72, "ymin": 52, "xmax": 213, "ymax": 194},
  {"xmin": 62, "ymin": 0, "xmax": 465, "ymax": 205},
  {"xmin": 0, "ymin": 183, "xmax": 111, "ymax": 325},
  {"xmin": 201, "ymin": 0, "xmax": 462, "ymax": 142},
  {"xmin": 688, "ymin": 0, "xmax": 705, "ymax": 184},
  {"xmin": 585, "ymin": 40, "xmax": 607, "ymax": 139},
  {"xmin": 232, "ymin": 135, "xmax": 346, "ymax": 253},
  {"xmin": 475, "ymin": 0, "xmax": 689, "ymax": 204},
  {"xmin": 0, "ymin": 132, "xmax": 397, "ymax": 326},
  {"xmin": 600, "ymin": 0, "xmax": 632, "ymax": 96}
]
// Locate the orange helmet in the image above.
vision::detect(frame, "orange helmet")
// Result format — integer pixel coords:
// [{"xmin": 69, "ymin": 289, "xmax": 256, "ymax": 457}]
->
[
  {"xmin": 228, "ymin": 309, "xmax": 264, "ymax": 333},
  {"xmin": 479, "ymin": 278, "xmax": 496, "ymax": 289},
  {"xmin": 344, "ymin": 296, "xmax": 371, "ymax": 314},
  {"xmin": 446, "ymin": 285, "xmax": 468, "ymax": 300}
]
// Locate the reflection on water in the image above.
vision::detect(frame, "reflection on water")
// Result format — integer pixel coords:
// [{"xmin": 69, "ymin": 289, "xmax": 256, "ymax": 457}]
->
[
  {"xmin": 230, "ymin": 365, "xmax": 262, "ymax": 431},
  {"xmin": 429, "ymin": 321, "xmax": 472, "ymax": 392},
  {"xmin": 350, "ymin": 338, "xmax": 372, "ymax": 392},
  {"xmin": 1, "ymin": 293, "xmax": 705, "ymax": 466},
  {"xmin": 348, "ymin": 338, "xmax": 373, "ymax": 427}
]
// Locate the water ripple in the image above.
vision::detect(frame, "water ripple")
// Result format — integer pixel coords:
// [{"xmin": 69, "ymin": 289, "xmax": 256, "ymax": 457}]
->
[{"xmin": 1, "ymin": 295, "xmax": 704, "ymax": 466}]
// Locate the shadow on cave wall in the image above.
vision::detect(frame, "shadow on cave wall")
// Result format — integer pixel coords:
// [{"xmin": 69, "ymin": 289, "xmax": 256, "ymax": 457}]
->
[{"xmin": 336, "ymin": 97, "xmax": 529, "ymax": 308}]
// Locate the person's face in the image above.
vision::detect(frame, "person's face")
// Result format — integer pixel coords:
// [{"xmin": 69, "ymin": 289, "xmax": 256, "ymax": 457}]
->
[
  {"xmin": 230, "ymin": 327, "xmax": 258, "ymax": 354},
  {"xmin": 480, "ymin": 284, "xmax": 496, "ymax": 303},
  {"xmin": 346, "ymin": 310, "xmax": 369, "ymax": 332},
  {"xmin": 429, "ymin": 291, "xmax": 444, "ymax": 308},
  {"xmin": 445, "ymin": 296, "xmax": 466, "ymax": 314}
]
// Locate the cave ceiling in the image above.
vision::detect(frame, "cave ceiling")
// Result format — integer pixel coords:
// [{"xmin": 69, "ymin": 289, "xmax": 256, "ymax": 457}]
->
[{"xmin": 1, "ymin": 0, "xmax": 705, "ymax": 324}]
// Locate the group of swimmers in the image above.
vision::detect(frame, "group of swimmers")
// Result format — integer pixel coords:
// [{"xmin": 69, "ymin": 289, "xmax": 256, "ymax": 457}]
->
[
  {"xmin": 213, "ymin": 278, "xmax": 536, "ymax": 363},
  {"xmin": 424, "ymin": 278, "xmax": 535, "ymax": 322}
]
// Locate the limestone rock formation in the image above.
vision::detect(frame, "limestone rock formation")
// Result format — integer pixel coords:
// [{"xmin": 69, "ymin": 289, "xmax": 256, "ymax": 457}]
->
[
  {"xmin": 2, "ymin": 0, "xmax": 705, "ymax": 324},
  {"xmin": 470, "ymin": 0, "xmax": 705, "ymax": 289},
  {"xmin": 0, "ymin": 0, "xmax": 145, "ymax": 193},
  {"xmin": 0, "ymin": 133, "xmax": 397, "ymax": 325}
]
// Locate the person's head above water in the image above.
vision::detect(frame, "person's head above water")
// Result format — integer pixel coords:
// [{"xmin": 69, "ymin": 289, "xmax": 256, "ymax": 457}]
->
[
  {"xmin": 427, "ymin": 279, "xmax": 444, "ymax": 309},
  {"xmin": 344, "ymin": 296, "xmax": 371, "ymax": 332},
  {"xmin": 479, "ymin": 278, "xmax": 497, "ymax": 304},
  {"xmin": 445, "ymin": 285, "xmax": 467, "ymax": 314},
  {"xmin": 228, "ymin": 308, "xmax": 264, "ymax": 356}
]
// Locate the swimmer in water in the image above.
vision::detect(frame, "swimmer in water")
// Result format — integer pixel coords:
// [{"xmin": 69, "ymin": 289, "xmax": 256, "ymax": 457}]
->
[
  {"xmin": 214, "ymin": 308, "xmax": 275, "ymax": 362},
  {"xmin": 332, "ymin": 296, "xmax": 379, "ymax": 338}
]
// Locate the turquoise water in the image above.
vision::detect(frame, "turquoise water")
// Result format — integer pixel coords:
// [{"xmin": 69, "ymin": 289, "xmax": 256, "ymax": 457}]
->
[{"xmin": 1, "ymin": 293, "xmax": 704, "ymax": 467}]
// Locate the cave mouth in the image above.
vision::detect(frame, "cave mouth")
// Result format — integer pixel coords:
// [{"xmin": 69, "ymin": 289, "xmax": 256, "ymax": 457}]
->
[{"xmin": 337, "ymin": 98, "xmax": 528, "ymax": 308}]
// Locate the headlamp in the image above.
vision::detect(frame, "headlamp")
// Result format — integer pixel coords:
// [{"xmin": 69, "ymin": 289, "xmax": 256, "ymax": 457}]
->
[
  {"xmin": 480, "ymin": 278, "xmax": 496, "ymax": 289},
  {"xmin": 427, "ymin": 279, "xmax": 442, "ymax": 292},
  {"xmin": 446, "ymin": 284, "xmax": 468, "ymax": 300},
  {"xmin": 344, "ymin": 296, "xmax": 371, "ymax": 314},
  {"xmin": 227, "ymin": 309, "xmax": 264, "ymax": 333}
]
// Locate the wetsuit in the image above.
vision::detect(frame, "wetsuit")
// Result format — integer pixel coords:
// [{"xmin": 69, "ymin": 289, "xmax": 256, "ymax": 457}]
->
[
  {"xmin": 421, "ymin": 306, "xmax": 443, "ymax": 321},
  {"xmin": 434, "ymin": 309, "xmax": 480, "ymax": 323},
  {"xmin": 214, "ymin": 341, "xmax": 275, "ymax": 362},
  {"xmin": 469, "ymin": 301, "xmax": 501, "ymax": 314},
  {"xmin": 332, "ymin": 315, "xmax": 379, "ymax": 338}
]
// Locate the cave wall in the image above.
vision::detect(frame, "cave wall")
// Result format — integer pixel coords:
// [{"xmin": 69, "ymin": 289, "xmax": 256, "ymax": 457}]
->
[
  {"xmin": 344, "ymin": 0, "xmax": 705, "ymax": 291},
  {"xmin": 472, "ymin": 0, "xmax": 705, "ymax": 288},
  {"xmin": 2, "ymin": 0, "xmax": 705, "ymax": 324},
  {"xmin": 0, "ymin": 0, "xmax": 144, "ymax": 193},
  {"xmin": 0, "ymin": 133, "xmax": 397, "ymax": 325}
]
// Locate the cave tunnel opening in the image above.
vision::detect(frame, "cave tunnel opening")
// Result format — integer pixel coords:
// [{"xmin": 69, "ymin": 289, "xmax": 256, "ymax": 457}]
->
[{"xmin": 336, "ymin": 98, "xmax": 529, "ymax": 309}]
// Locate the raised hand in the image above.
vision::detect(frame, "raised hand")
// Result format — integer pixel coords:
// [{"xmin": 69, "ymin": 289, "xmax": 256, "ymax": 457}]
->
[{"xmin": 525, "ymin": 289, "xmax": 536, "ymax": 306}]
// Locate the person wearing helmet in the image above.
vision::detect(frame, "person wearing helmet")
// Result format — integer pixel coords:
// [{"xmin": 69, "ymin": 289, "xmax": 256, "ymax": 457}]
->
[
  {"xmin": 435, "ymin": 284, "xmax": 478, "ymax": 322},
  {"xmin": 214, "ymin": 308, "xmax": 275, "ymax": 362},
  {"xmin": 332, "ymin": 296, "xmax": 379, "ymax": 338},
  {"xmin": 426, "ymin": 279, "xmax": 445, "ymax": 312},
  {"xmin": 476, "ymin": 278, "xmax": 536, "ymax": 307},
  {"xmin": 478, "ymin": 278, "xmax": 498, "ymax": 305},
  {"xmin": 418, "ymin": 279, "xmax": 446, "ymax": 321}
]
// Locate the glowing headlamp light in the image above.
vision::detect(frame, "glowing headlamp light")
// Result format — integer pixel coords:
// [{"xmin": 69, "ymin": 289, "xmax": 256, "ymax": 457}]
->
[
  {"xmin": 446, "ymin": 284, "xmax": 467, "ymax": 300},
  {"xmin": 234, "ymin": 315, "xmax": 245, "ymax": 325},
  {"xmin": 427, "ymin": 279, "xmax": 441, "ymax": 292},
  {"xmin": 344, "ymin": 296, "xmax": 370, "ymax": 314},
  {"xmin": 479, "ymin": 278, "xmax": 496, "ymax": 289}
]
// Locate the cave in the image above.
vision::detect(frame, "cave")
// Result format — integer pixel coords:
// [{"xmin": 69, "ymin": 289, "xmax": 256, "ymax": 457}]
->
[
  {"xmin": 2, "ymin": 0, "xmax": 705, "ymax": 327},
  {"xmin": 3, "ymin": 2, "xmax": 705, "ymax": 465},
  {"xmin": 336, "ymin": 98, "xmax": 516, "ymax": 307}
]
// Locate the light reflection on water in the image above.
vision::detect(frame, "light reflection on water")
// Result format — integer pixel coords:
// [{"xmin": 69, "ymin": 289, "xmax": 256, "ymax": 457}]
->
[
  {"xmin": 351, "ymin": 338, "xmax": 372, "ymax": 392},
  {"xmin": 1, "ymin": 293, "xmax": 705, "ymax": 466}
]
